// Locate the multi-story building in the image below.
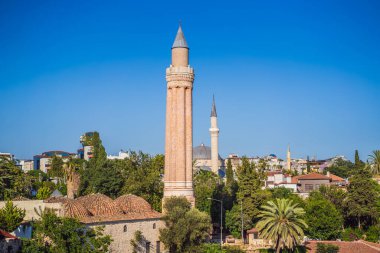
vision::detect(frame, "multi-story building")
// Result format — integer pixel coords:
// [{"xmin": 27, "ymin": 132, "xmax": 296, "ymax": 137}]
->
[
  {"xmin": 107, "ymin": 150, "xmax": 130, "ymax": 160},
  {"xmin": 33, "ymin": 151, "xmax": 76, "ymax": 173},
  {"xmin": 0, "ymin": 152, "xmax": 14, "ymax": 161},
  {"xmin": 78, "ymin": 132, "xmax": 96, "ymax": 161},
  {"xmin": 265, "ymin": 171, "xmax": 297, "ymax": 192},
  {"xmin": 17, "ymin": 160, "xmax": 34, "ymax": 172}
]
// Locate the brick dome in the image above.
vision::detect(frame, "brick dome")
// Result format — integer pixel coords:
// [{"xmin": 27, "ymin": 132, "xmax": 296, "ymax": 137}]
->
[
  {"xmin": 114, "ymin": 194, "xmax": 152, "ymax": 213},
  {"xmin": 76, "ymin": 193, "xmax": 122, "ymax": 216},
  {"xmin": 63, "ymin": 200, "xmax": 90, "ymax": 218}
]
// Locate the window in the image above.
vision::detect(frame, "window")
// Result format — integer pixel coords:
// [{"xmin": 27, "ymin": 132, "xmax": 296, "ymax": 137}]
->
[
  {"xmin": 305, "ymin": 184, "xmax": 314, "ymax": 192},
  {"xmin": 123, "ymin": 225, "xmax": 127, "ymax": 232},
  {"xmin": 153, "ymin": 223, "xmax": 156, "ymax": 229}
]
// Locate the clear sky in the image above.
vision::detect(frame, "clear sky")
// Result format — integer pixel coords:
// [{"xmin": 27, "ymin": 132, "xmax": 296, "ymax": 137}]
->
[{"xmin": 1, "ymin": 0, "xmax": 379, "ymax": 161}]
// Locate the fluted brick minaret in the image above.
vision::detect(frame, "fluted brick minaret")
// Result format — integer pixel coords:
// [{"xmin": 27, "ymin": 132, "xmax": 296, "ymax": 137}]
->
[
  {"xmin": 210, "ymin": 96, "xmax": 220, "ymax": 174},
  {"xmin": 163, "ymin": 25, "xmax": 195, "ymax": 206}
]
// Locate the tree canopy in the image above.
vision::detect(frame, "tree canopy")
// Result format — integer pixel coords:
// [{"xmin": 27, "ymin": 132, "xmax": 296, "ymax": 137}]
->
[
  {"xmin": 22, "ymin": 210, "xmax": 111, "ymax": 253},
  {"xmin": 159, "ymin": 197, "xmax": 211, "ymax": 253},
  {"xmin": 305, "ymin": 192, "xmax": 343, "ymax": 240},
  {"xmin": 0, "ymin": 201, "xmax": 25, "ymax": 232},
  {"xmin": 256, "ymin": 198, "xmax": 307, "ymax": 253}
]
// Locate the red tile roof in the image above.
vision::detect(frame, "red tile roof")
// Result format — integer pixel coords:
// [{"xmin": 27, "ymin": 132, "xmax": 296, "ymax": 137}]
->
[
  {"xmin": 329, "ymin": 173, "xmax": 345, "ymax": 182},
  {"xmin": 305, "ymin": 240, "xmax": 380, "ymax": 253},
  {"xmin": 297, "ymin": 172, "xmax": 331, "ymax": 181},
  {"xmin": 291, "ymin": 175, "xmax": 300, "ymax": 184},
  {"xmin": 0, "ymin": 229, "xmax": 17, "ymax": 239},
  {"xmin": 266, "ymin": 171, "xmax": 283, "ymax": 176},
  {"xmin": 247, "ymin": 227, "xmax": 259, "ymax": 234}
]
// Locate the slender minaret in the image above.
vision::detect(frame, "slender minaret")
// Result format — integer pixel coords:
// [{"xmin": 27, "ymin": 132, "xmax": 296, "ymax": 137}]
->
[
  {"xmin": 210, "ymin": 96, "xmax": 220, "ymax": 174},
  {"xmin": 163, "ymin": 25, "xmax": 195, "ymax": 206},
  {"xmin": 287, "ymin": 145, "xmax": 291, "ymax": 171}
]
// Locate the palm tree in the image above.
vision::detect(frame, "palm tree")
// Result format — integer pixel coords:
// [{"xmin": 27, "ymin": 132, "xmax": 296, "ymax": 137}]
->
[
  {"xmin": 368, "ymin": 150, "xmax": 380, "ymax": 175},
  {"xmin": 256, "ymin": 198, "xmax": 307, "ymax": 253},
  {"xmin": 64, "ymin": 158, "xmax": 82, "ymax": 199}
]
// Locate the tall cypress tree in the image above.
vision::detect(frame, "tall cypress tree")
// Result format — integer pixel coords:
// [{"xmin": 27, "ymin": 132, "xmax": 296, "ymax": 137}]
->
[
  {"xmin": 354, "ymin": 150, "xmax": 364, "ymax": 169},
  {"xmin": 90, "ymin": 131, "xmax": 107, "ymax": 169},
  {"xmin": 225, "ymin": 159, "xmax": 234, "ymax": 190}
]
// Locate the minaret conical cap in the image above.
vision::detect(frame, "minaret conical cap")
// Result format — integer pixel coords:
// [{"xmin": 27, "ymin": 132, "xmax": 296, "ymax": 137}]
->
[
  {"xmin": 211, "ymin": 95, "xmax": 217, "ymax": 117},
  {"xmin": 172, "ymin": 25, "xmax": 188, "ymax": 49}
]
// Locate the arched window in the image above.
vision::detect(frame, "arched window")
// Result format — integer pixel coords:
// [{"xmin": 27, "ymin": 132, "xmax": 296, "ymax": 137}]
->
[
  {"xmin": 123, "ymin": 225, "xmax": 127, "ymax": 232},
  {"xmin": 153, "ymin": 223, "xmax": 156, "ymax": 229}
]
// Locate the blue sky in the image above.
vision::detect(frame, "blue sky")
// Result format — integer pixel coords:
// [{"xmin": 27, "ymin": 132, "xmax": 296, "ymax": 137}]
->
[{"xmin": 0, "ymin": 0, "xmax": 379, "ymax": 161}]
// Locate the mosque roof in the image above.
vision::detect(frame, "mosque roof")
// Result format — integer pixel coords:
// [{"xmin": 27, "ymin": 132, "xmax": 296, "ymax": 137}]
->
[
  {"xmin": 114, "ymin": 194, "xmax": 152, "ymax": 213},
  {"xmin": 193, "ymin": 143, "xmax": 222, "ymax": 160},
  {"xmin": 63, "ymin": 200, "xmax": 90, "ymax": 218},
  {"xmin": 172, "ymin": 25, "xmax": 188, "ymax": 49},
  {"xmin": 76, "ymin": 193, "xmax": 123, "ymax": 216},
  {"xmin": 62, "ymin": 193, "xmax": 161, "ymax": 223}
]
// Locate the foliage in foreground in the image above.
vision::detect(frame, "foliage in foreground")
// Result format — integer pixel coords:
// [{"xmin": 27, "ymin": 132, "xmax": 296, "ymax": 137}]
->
[
  {"xmin": 159, "ymin": 196, "xmax": 211, "ymax": 253},
  {"xmin": 22, "ymin": 211, "xmax": 111, "ymax": 253},
  {"xmin": 305, "ymin": 192, "xmax": 343, "ymax": 240},
  {"xmin": 202, "ymin": 243, "xmax": 244, "ymax": 253},
  {"xmin": 0, "ymin": 200, "xmax": 25, "ymax": 232},
  {"xmin": 256, "ymin": 198, "xmax": 307, "ymax": 253}
]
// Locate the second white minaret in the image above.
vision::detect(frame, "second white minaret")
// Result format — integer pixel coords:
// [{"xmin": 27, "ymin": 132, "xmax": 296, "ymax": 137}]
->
[
  {"xmin": 287, "ymin": 145, "xmax": 291, "ymax": 171},
  {"xmin": 210, "ymin": 96, "xmax": 219, "ymax": 174}
]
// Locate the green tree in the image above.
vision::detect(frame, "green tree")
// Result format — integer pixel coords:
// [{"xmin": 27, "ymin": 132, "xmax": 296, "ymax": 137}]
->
[
  {"xmin": 0, "ymin": 201, "xmax": 25, "ymax": 232},
  {"xmin": 227, "ymin": 157, "xmax": 270, "ymax": 232},
  {"xmin": 89, "ymin": 131, "xmax": 107, "ymax": 170},
  {"xmin": 318, "ymin": 185, "xmax": 346, "ymax": 217},
  {"xmin": 79, "ymin": 132, "xmax": 124, "ymax": 198},
  {"xmin": 48, "ymin": 155, "xmax": 64, "ymax": 179},
  {"xmin": 306, "ymin": 156, "xmax": 311, "ymax": 173},
  {"xmin": 354, "ymin": 150, "xmax": 365, "ymax": 169},
  {"xmin": 345, "ymin": 167, "xmax": 379, "ymax": 228},
  {"xmin": 269, "ymin": 188, "xmax": 305, "ymax": 208},
  {"xmin": 194, "ymin": 170, "xmax": 219, "ymax": 214},
  {"xmin": 36, "ymin": 186, "xmax": 52, "ymax": 200},
  {"xmin": 305, "ymin": 192, "xmax": 343, "ymax": 240},
  {"xmin": 226, "ymin": 159, "xmax": 235, "ymax": 190},
  {"xmin": 256, "ymin": 198, "xmax": 308, "ymax": 253},
  {"xmin": 325, "ymin": 158, "xmax": 355, "ymax": 178},
  {"xmin": 159, "ymin": 197, "xmax": 211, "ymax": 253},
  {"xmin": 25, "ymin": 210, "xmax": 111, "ymax": 253},
  {"xmin": 122, "ymin": 152, "xmax": 164, "ymax": 211},
  {"xmin": 368, "ymin": 150, "xmax": 380, "ymax": 175},
  {"xmin": 0, "ymin": 158, "xmax": 32, "ymax": 200}
]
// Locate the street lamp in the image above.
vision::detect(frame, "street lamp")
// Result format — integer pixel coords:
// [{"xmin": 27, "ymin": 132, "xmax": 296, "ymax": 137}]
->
[{"xmin": 208, "ymin": 197, "xmax": 223, "ymax": 248}]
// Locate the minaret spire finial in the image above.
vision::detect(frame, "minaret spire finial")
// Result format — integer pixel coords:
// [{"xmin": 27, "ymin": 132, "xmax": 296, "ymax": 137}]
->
[
  {"xmin": 172, "ymin": 23, "xmax": 188, "ymax": 49},
  {"xmin": 211, "ymin": 95, "xmax": 217, "ymax": 117}
]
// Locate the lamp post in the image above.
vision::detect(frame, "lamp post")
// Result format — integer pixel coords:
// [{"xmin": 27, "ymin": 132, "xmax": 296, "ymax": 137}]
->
[{"xmin": 208, "ymin": 197, "xmax": 223, "ymax": 248}]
